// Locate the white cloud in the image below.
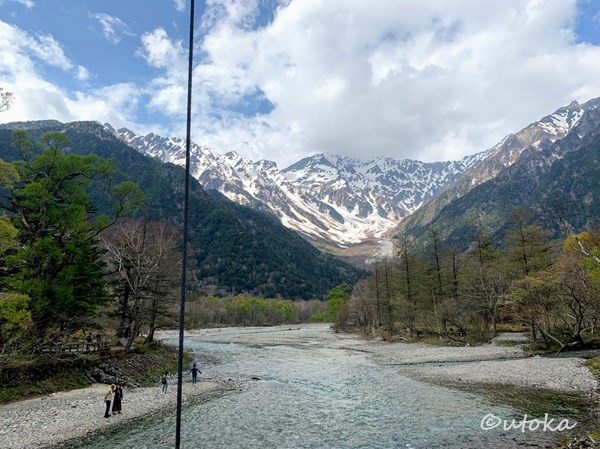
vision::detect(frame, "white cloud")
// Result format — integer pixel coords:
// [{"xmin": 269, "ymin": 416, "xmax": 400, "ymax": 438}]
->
[
  {"xmin": 72, "ymin": 83, "xmax": 143, "ymax": 123},
  {"xmin": 0, "ymin": 21, "xmax": 73, "ymax": 72},
  {"xmin": 137, "ymin": 28, "xmax": 197, "ymax": 118},
  {"xmin": 90, "ymin": 12, "xmax": 133, "ymax": 45},
  {"xmin": 146, "ymin": 78, "xmax": 187, "ymax": 116},
  {"xmin": 173, "ymin": 0, "xmax": 186, "ymax": 13},
  {"xmin": 9, "ymin": 0, "xmax": 35, "ymax": 8},
  {"xmin": 0, "ymin": 20, "xmax": 148, "ymax": 132},
  {"xmin": 32, "ymin": 34, "xmax": 73, "ymax": 70},
  {"xmin": 3, "ymin": 1, "xmax": 600, "ymax": 170},
  {"xmin": 75, "ymin": 65, "xmax": 90, "ymax": 81},
  {"xmin": 161, "ymin": 0, "xmax": 600, "ymax": 167},
  {"xmin": 2, "ymin": 77, "xmax": 148, "ymax": 134},
  {"xmin": 138, "ymin": 27, "xmax": 185, "ymax": 70},
  {"xmin": 201, "ymin": 0, "xmax": 262, "ymax": 30}
]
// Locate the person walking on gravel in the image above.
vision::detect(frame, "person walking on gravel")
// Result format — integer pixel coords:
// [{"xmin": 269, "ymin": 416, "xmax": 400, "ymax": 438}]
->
[
  {"xmin": 161, "ymin": 371, "xmax": 170, "ymax": 394},
  {"xmin": 112, "ymin": 384, "xmax": 123, "ymax": 414}
]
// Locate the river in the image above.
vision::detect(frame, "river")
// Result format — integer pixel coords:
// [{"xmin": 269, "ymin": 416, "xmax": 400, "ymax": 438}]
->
[{"xmin": 70, "ymin": 325, "xmax": 587, "ymax": 448}]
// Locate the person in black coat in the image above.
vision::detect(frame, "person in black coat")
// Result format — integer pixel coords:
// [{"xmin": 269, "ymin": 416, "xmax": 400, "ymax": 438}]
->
[{"xmin": 112, "ymin": 384, "xmax": 123, "ymax": 414}]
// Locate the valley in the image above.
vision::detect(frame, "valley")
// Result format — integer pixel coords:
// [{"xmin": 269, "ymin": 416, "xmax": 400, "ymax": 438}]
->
[{"xmin": 107, "ymin": 96, "xmax": 600, "ymax": 261}]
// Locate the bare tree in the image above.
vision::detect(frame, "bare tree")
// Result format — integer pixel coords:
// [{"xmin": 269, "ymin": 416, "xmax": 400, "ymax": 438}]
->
[
  {"xmin": 429, "ymin": 227, "xmax": 448, "ymax": 334},
  {"xmin": 397, "ymin": 235, "xmax": 418, "ymax": 336},
  {"xmin": 381, "ymin": 257, "xmax": 395, "ymax": 332},
  {"xmin": 462, "ymin": 226, "xmax": 506, "ymax": 336},
  {"xmin": 371, "ymin": 261, "xmax": 382, "ymax": 329},
  {"xmin": 555, "ymin": 251, "xmax": 598, "ymax": 347},
  {"xmin": 144, "ymin": 224, "xmax": 181, "ymax": 344},
  {"xmin": 0, "ymin": 88, "xmax": 14, "ymax": 112},
  {"xmin": 349, "ymin": 280, "xmax": 378, "ymax": 333},
  {"xmin": 102, "ymin": 219, "xmax": 180, "ymax": 351}
]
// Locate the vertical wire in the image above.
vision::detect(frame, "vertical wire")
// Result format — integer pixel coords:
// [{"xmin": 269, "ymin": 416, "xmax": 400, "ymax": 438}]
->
[{"xmin": 175, "ymin": 0, "xmax": 195, "ymax": 447}]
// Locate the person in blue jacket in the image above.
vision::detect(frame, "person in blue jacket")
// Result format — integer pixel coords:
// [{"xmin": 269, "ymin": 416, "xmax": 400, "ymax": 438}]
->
[{"xmin": 187, "ymin": 363, "xmax": 202, "ymax": 384}]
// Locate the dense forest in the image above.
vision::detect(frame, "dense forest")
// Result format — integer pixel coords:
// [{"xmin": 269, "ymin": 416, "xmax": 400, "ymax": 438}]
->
[
  {"xmin": 2, "ymin": 126, "xmax": 599, "ymax": 362},
  {"xmin": 338, "ymin": 208, "xmax": 600, "ymax": 352},
  {"xmin": 0, "ymin": 130, "xmax": 350, "ymax": 361},
  {"xmin": 0, "ymin": 122, "xmax": 366, "ymax": 299}
]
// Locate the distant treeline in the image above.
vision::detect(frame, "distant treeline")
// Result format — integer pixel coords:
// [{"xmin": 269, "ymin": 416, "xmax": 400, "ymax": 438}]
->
[
  {"xmin": 337, "ymin": 207, "xmax": 600, "ymax": 351},
  {"xmin": 185, "ymin": 293, "xmax": 334, "ymax": 327}
]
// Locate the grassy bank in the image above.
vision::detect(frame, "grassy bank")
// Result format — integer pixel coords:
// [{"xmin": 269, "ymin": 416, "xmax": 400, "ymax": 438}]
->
[{"xmin": 0, "ymin": 343, "xmax": 190, "ymax": 404}]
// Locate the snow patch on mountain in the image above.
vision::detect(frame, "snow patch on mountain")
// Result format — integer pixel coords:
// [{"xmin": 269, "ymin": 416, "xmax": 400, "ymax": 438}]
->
[
  {"xmin": 538, "ymin": 105, "xmax": 584, "ymax": 136},
  {"xmin": 107, "ymin": 98, "xmax": 600, "ymax": 250},
  {"xmin": 110, "ymin": 126, "xmax": 485, "ymax": 247}
]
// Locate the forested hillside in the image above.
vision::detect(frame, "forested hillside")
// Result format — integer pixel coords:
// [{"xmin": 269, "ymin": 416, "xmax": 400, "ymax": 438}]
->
[
  {"xmin": 0, "ymin": 122, "xmax": 366, "ymax": 299},
  {"xmin": 396, "ymin": 124, "xmax": 600, "ymax": 252},
  {"xmin": 395, "ymin": 97, "xmax": 600, "ymax": 252}
]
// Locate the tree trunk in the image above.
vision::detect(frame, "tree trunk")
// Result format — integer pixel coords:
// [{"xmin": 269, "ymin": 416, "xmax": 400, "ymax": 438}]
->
[
  {"xmin": 116, "ymin": 282, "xmax": 131, "ymax": 338},
  {"xmin": 145, "ymin": 296, "xmax": 160, "ymax": 344},
  {"xmin": 124, "ymin": 320, "xmax": 143, "ymax": 352}
]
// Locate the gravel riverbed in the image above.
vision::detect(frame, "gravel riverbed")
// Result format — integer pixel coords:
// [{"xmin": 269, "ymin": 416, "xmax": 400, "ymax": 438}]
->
[
  {"xmin": 173, "ymin": 325, "xmax": 598, "ymax": 394},
  {"xmin": 2, "ymin": 324, "xmax": 597, "ymax": 448},
  {"xmin": 0, "ymin": 380, "xmax": 232, "ymax": 449}
]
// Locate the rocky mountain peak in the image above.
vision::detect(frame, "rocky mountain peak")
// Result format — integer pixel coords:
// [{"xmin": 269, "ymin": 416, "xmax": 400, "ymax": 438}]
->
[
  {"xmin": 107, "ymin": 96, "xmax": 600, "ymax": 254},
  {"xmin": 110, "ymin": 127, "xmax": 483, "ymax": 249}
]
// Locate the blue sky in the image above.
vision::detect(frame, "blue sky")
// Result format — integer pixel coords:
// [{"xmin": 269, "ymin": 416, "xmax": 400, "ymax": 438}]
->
[{"xmin": 1, "ymin": 0, "xmax": 600, "ymax": 168}]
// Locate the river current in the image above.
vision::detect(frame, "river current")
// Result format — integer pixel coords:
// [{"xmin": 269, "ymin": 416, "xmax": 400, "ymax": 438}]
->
[{"xmin": 72, "ymin": 327, "xmax": 583, "ymax": 448}]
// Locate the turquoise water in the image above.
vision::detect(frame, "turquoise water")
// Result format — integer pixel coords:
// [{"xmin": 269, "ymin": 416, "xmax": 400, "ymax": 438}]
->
[{"xmin": 71, "ymin": 338, "xmax": 572, "ymax": 448}]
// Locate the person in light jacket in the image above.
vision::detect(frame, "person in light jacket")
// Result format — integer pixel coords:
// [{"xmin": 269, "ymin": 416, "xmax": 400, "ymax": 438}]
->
[{"xmin": 104, "ymin": 384, "xmax": 115, "ymax": 418}]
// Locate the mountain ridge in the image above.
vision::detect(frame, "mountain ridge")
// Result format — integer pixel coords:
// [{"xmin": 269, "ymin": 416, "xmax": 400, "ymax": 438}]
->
[
  {"xmin": 3, "ymin": 95, "xmax": 598, "ymax": 261},
  {"xmin": 0, "ymin": 121, "xmax": 366, "ymax": 298},
  {"xmin": 109, "ymin": 124, "xmax": 488, "ymax": 251},
  {"xmin": 395, "ymin": 96, "xmax": 600, "ymax": 250},
  {"xmin": 394, "ymin": 97, "xmax": 597, "ymax": 240}
]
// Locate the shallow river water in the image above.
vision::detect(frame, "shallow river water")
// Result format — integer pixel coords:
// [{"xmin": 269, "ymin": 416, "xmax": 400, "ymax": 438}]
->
[{"xmin": 72, "ymin": 328, "xmax": 586, "ymax": 448}]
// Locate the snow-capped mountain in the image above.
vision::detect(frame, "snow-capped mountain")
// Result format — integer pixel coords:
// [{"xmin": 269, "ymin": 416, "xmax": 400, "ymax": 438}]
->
[
  {"xmin": 466, "ymin": 99, "xmax": 588, "ymax": 187},
  {"xmin": 395, "ymin": 96, "xmax": 600, "ymax": 242},
  {"xmin": 108, "ymin": 124, "xmax": 485, "ymax": 247},
  {"xmin": 107, "ymin": 97, "xmax": 600, "ymax": 252},
  {"xmin": 278, "ymin": 153, "xmax": 485, "ymax": 243}
]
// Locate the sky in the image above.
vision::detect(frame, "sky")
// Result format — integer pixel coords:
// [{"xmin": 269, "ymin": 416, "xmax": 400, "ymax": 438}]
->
[{"xmin": 1, "ymin": 0, "xmax": 600, "ymax": 169}]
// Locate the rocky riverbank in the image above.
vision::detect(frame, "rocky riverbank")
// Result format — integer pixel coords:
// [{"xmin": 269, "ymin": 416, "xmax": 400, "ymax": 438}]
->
[
  {"xmin": 0, "ymin": 379, "xmax": 235, "ymax": 449},
  {"xmin": 161, "ymin": 325, "xmax": 599, "ymax": 394},
  {"xmin": 3, "ymin": 324, "xmax": 598, "ymax": 448},
  {"xmin": 363, "ymin": 338, "xmax": 598, "ymax": 394}
]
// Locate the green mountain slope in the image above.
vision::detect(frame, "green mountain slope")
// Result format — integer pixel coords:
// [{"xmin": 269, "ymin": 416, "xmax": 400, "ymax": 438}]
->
[
  {"xmin": 396, "ymin": 99, "xmax": 597, "ymax": 242},
  {"xmin": 0, "ymin": 121, "xmax": 366, "ymax": 299},
  {"xmin": 400, "ymin": 130, "xmax": 600, "ymax": 250}
]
